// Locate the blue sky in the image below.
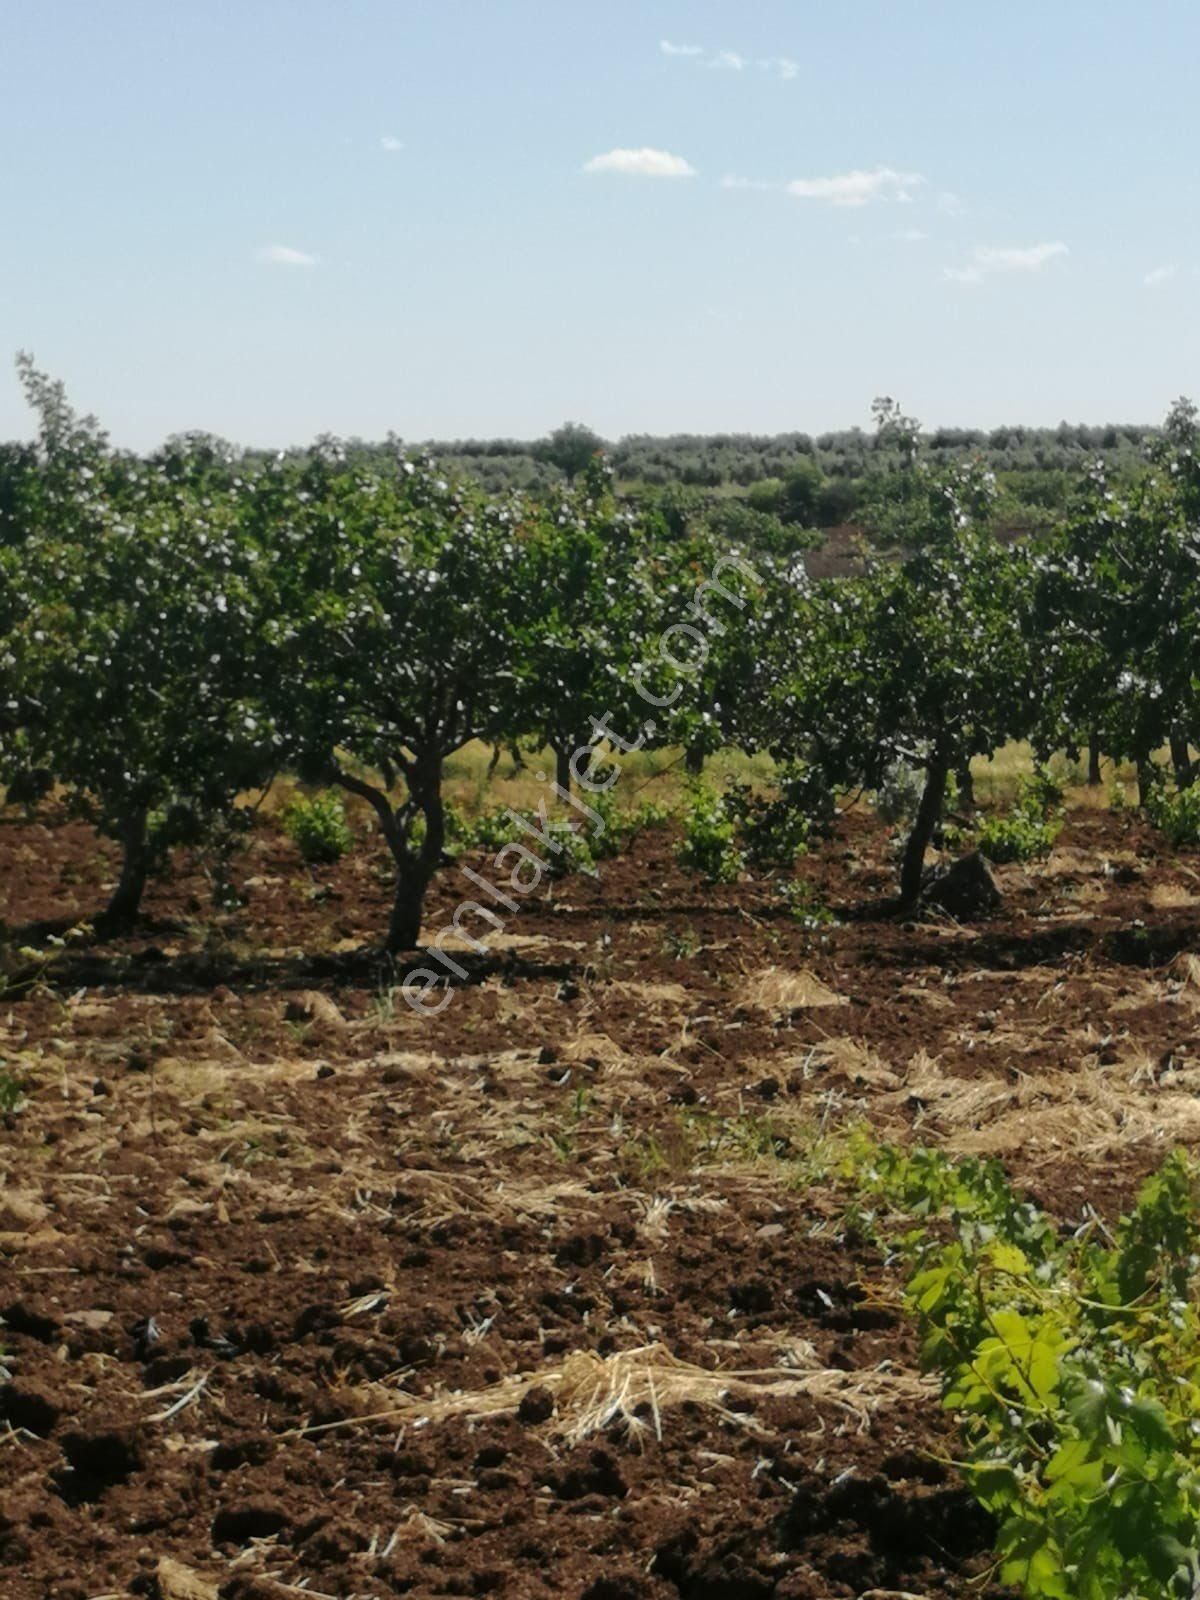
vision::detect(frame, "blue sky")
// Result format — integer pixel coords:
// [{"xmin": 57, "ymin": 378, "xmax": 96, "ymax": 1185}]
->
[{"xmin": 2, "ymin": 0, "xmax": 1197, "ymax": 448}]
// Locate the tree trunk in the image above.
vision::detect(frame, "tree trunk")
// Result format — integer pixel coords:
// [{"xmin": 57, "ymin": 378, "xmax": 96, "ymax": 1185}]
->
[
  {"xmin": 955, "ymin": 760, "xmax": 975, "ymax": 811},
  {"xmin": 100, "ymin": 808, "xmax": 150, "ymax": 932},
  {"xmin": 386, "ymin": 754, "xmax": 446, "ymax": 955},
  {"xmin": 1170, "ymin": 728, "xmax": 1194, "ymax": 789},
  {"xmin": 1088, "ymin": 730, "xmax": 1102, "ymax": 787},
  {"xmin": 554, "ymin": 743, "xmax": 573, "ymax": 796},
  {"xmin": 685, "ymin": 741, "xmax": 705, "ymax": 777},
  {"xmin": 900, "ymin": 753, "xmax": 951, "ymax": 906},
  {"xmin": 387, "ymin": 871, "xmax": 430, "ymax": 953},
  {"xmin": 336, "ymin": 758, "xmax": 445, "ymax": 955}
]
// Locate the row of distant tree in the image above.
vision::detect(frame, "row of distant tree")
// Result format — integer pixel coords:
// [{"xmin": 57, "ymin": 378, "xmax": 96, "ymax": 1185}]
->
[{"xmin": 408, "ymin": 414, "xmax": 1155, "ymax": 501}]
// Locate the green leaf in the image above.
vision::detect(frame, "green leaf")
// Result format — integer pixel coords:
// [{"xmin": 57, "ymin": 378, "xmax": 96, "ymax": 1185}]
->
[
  {"xmin": 988, "ymin": 1239, "xmax": 1032, "ymax": 1276},
  {"xmin": 1065, "ymin": 1378, "xmax": 1112, "ymax": 1440},
  {"xmin": 998, "ymin": 1517, "xmax": 1070, "ymax": 1599},
  {"xmin": 1044, "ymin": 1437, "xmax": 1103, "ymax": 1501},
  {"xmin": 1125, "ymin": 1395, "xmax": 1175, "ymax": 1453}
]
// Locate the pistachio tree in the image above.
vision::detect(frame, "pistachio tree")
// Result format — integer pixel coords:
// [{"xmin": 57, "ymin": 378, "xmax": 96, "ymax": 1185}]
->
[
  {"xmin": 261, "ymin": 443, "xmax": 530, "ymax": 952},
  {"xmin": 0, "ymin": 440, "xmax": 38, "ymax": 773},
  {"xmin": 13, "ymin": 359, "xmax": 275, "ymax": 930},
  {"xmin": 1034, "ymin": 402, "xmax": 1200, "ymax": 799},
  {"xmin": 620, "ymin": 522, "xmax": 796, "ymax": 781},
  {"xmin": 516, "ymin": 458, "xmax": 662, "ymax": 792},
  {"xmin": 785, "ymin": 455, "xmax": 1038, "ymax": 902}
]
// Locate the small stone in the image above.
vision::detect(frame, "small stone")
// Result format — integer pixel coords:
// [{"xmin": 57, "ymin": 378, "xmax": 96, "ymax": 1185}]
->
[{"xmin": 920, "ymin": 851, "xmax": 1002, "ymax": 920}]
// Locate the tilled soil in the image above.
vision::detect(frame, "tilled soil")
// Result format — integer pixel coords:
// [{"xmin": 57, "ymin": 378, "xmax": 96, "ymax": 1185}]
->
[{"xmin": 1, "ymin": 798, "xmax": 1198, "ymax": 1599}]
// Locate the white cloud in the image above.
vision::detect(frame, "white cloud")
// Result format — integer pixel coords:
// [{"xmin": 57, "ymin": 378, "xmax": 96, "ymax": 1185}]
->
[
  {"xmin": 255, "ymin": 243, "xmax": 319, "ymax": 267},
  {"xmin": 937, "ymin": 190, "xmax": 965, "ymax": 216},
  {"xmin": 380, "ymin": 135, "xmax": 404, "ymax": 152},
  {"xmin": 893, "ymin": 228, "xmax": 928, "ymax": 242},
  {"xmin": 976, "ymin": 243, "xmax": 1069, "ymax": 271},
  {"xmin": 661, "ymin": 41, "xmax": 797, "ymax": 79},
  {"xmin": 584, "ymin": 147, "xmax": 696, "ymax": 178},
  {"xmin": 944, "ymin": 241, "xmax": 1068, "ymax": 284},
  {"xmin": 724, "ymin": 170, "xmax": 925, "ymax": 206},
  {"xmin": 786, "ymin": 166, "xmax": 925, "ymax": 207},
  {"xmin": 1144, "ymin": 264, "xmax": 1177, "ymax": 288}
]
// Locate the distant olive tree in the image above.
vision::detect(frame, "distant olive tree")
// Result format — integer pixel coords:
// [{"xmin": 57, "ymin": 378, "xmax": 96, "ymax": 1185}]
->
[
  {"xmin": 534, "ymin": 422, "xmax": 607, "ymax": 482},
  {"xmin": 779, "ymin": 458, "xmax": 825, "ymax": 525}
]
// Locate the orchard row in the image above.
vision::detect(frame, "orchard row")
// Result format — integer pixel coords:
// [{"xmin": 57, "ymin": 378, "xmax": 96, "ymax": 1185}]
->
[{"xmin": 1, "ymin": 359, "xmax": 1197, "ymax": 950}]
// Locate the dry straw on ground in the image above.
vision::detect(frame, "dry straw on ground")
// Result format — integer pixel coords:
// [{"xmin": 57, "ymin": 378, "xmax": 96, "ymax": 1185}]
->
[
  {"xmin": 156, "ymin": 1558, "xmax": 219, "ymax": 1600},
  {"xmin": 743, "ymin": 967, "xmax": 848, "ymax": 1018},
  {"xmin": 878, "ymin": 1043, "xmax": 1200, "ymax": 1163},
  {"xmin": 291, "ymin": 1341, "xmax": 931, "ymax": 1447}
]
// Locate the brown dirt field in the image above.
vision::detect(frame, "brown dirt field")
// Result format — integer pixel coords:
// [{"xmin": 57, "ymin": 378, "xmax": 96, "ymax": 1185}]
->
[{"xmin": 1, "ymin": 800, "xmax": 1198, "ymax": 1599}]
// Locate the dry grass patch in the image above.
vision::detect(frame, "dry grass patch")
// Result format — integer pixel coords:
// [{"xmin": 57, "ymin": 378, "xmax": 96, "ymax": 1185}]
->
[
  {"xmin": 418, "ymin": 928, "xmax": 584, "ymax": 954},
  {"xmin": 879, "ymin": 1046, "xmax": 1200, "ymax": 1162},
  {"xmin": 558, "ymin": 1029, "xmax": 632, "ymax": 1068},
  {"xmin": 895, "ymin": 982, "xmax": 954, "ymax": 1011},
  {"xmin": 156, "ymin": 1558, "xmax": 219, "ymax": 1600},
  {"xmin": 742, "ymin": 967, "xmax": 847, "ymax": 1019},
  {"xmin": 298, "ymin": 1340, "xmax": 933, "ymax": 1447},
  {"xmin": 396, "ymin": 1169, "xmax": 596, "ymax": 1230},
  {"xmin": 809, "ymin": 1036, "xmax": 901, "ymax": 1092},
  {"xmin": 1043, "ymin": 845, "xmax": 1115, "ymax": 879},
  {"xmin": 614, "ymin": 979, "xmax": 692, "ymax": 1011},
  {"xmin": 1108, "ymin": 957, "xmax": 1200, "ymax": 1017},
  {"xmin": 1149, "ymin": 883, "xmax": 1200, "ymax": 910}
]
